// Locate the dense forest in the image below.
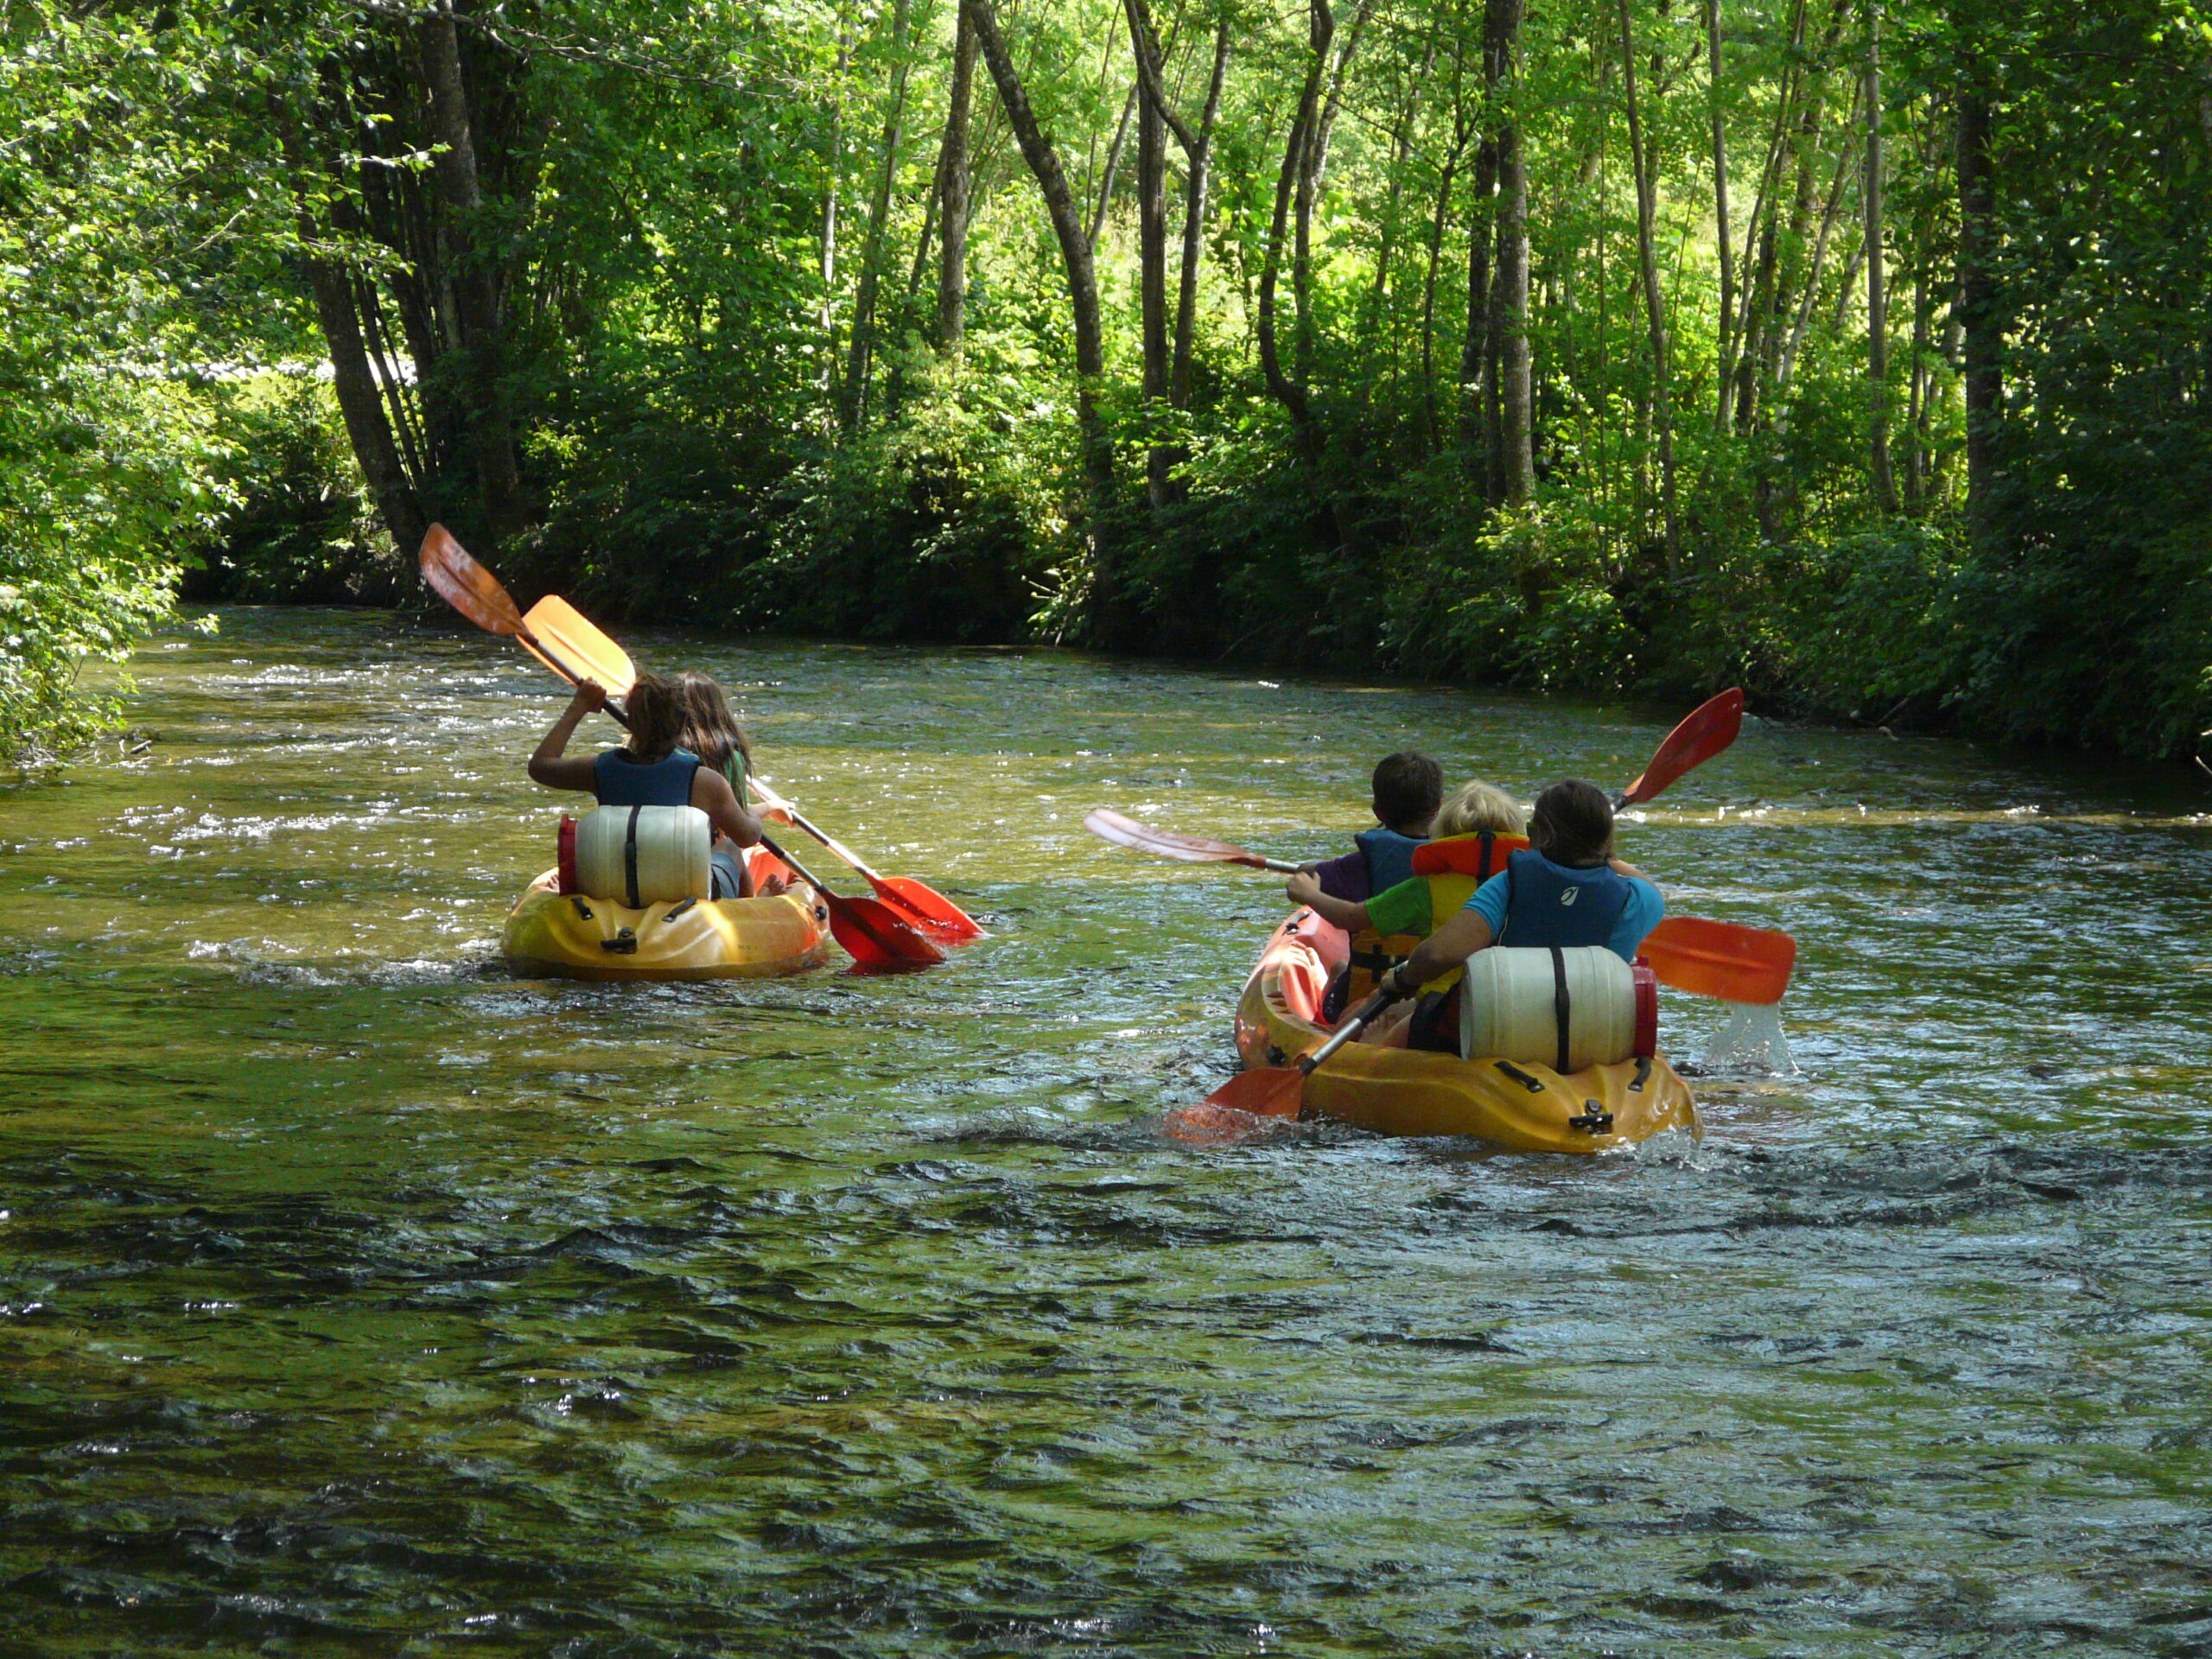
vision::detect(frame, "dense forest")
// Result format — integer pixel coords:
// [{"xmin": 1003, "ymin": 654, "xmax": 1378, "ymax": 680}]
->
[{"xmin": 2, "ymin": 0, "xmax": 2208, "ymax": 761}]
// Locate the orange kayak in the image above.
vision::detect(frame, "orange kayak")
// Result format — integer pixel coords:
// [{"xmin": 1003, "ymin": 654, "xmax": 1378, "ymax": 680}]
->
[{"xmin": 1233, "ymin": 910, "xmax": 1700, "ymax": 1153}]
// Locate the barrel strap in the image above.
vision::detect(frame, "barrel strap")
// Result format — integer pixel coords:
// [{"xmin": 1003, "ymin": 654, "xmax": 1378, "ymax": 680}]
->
[
  {"xmin": 624, "ymin": 805, "xmax": 642, "ymax": 909},
  {"xmin": 1550, "ymin": 945, "xmax": 1571, "ymax": 1074}
]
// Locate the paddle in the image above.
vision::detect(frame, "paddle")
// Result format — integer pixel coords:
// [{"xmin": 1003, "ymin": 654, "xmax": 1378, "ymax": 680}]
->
[
  {"xmin": 1618, "ymin": 687, "xmax": 1745, "ymax": 807},
  {"xmin": 417, "ymin": 527, "xmax": 948, "ymax": 969},
  {"xmin": 1083, "ymin": 809, "xmax": 1301, "ymax": 873},
  {"xmin": 1161, "ymin": 988, "xmax": 1397, "ymax": 1141},
  {"xmin": 759, "ymin": 834, "xmax": 947, "ymax": 969},
  {"xmin": 748, "ymin": 776, "xmax": 986, "ymax": 944},
  {"xmin": 1639, "ymin": 914, "xmax": 1795, "ymax": 1005}
]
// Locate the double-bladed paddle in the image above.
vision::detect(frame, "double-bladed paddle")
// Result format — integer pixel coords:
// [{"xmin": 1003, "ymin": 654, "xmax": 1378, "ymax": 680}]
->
[{"xmin": 417, "ymin": 526, "xmax": 948, "ymax": 970}]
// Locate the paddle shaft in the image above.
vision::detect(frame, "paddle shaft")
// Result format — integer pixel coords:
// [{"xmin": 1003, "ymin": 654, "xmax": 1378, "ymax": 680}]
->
[{"xmin": 1300, "ymin": 988, "xmax": 1396, "ymax": 1074}]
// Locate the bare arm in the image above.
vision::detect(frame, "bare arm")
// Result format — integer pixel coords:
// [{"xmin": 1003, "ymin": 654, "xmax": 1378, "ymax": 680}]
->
[
  {"xmin": 1387, "ymin": 906, "xmax": 1497, "ymax": 995},
  {"xmin": 1286, "ymin": 869, "xmax": 1370, "ymax": 933},
  {"xmin": 690, "ymin": 766, "xmax": 763, "ymax": 848},
  {"xmin": 528, "ymin": 682, "xmax": 607, "ymax": 792}
]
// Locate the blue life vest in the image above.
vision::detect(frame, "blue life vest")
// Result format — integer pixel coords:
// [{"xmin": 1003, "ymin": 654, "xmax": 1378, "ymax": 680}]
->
[
  {"xmin": 1355, "ymin": 826, "xmax": 1425, "ymax": 896},
  {"xmin": 593, "ymin": 747, "xmax": 702, "ymax": 809},
  {"xmin": 1497, "ymin": 848, "xmax": 1633, "ymax": 949}
]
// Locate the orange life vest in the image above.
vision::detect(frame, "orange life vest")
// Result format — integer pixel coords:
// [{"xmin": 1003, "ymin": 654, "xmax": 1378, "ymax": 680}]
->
[{"xmin": 1342, "ymin": 830, "xmax": 1532, "ymax": 1001}]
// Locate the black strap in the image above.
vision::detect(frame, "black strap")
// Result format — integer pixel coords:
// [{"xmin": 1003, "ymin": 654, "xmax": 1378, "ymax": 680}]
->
[
  {"xmin": 624, "ymin": 805, "xmax": 642, "ymax": 909},
  {"xmin": 1550, "ymin": 944, "xmax": 1571, "ymax": 1074},
  {"xmin": 1478, "ymin": 829, "xmax": 1497, "ymax": 880}
]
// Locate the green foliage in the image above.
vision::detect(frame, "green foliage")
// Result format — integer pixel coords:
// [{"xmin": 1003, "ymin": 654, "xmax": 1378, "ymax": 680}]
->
[
  {"xmin": 5, "ymin": 0, "xmax": 2209, "ymax": 762},
  {"xmin": 188, "ymin": 376, "xmax": 401, "ymax": 606}
]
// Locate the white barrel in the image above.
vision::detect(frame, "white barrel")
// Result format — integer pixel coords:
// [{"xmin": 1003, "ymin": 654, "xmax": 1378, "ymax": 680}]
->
[
  {"xmin": 1459, "ymin": 945, "xmax": 1637, "ymax": 1071},
  {"xmin": 574, "ymin": 805, "xmax": 711, "ymax": 906}
]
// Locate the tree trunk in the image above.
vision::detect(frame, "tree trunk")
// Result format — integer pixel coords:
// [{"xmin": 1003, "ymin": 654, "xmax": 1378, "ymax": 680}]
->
[
  {"xmin": 936, "ymin": 7, "xmax": 976, "ymax": 353},
  {"xmin": 422, "ymin": 3, "xmax": 525, "ymax": 536},
  {"xmin": 1865, "ymin": 0, "xmax": 1896, "ymax": 510},
  {"xmin": 1136, "ymin": 65, "xmax": 1171, "ymax": 504},
  {"xmin": 1457, "ymin": 137, "xmax": 1498, "ymax": 473},
  {"xmin": 963, "ymin": 0, "xmax": 1120, "ymax": 632},
  {"xmin": 841, "ymin": 0, "xmax": 915, "ymax": 431},
  {"xmin": 1956, "ymin": 67, "xmax": 2001, "ymax": 540},
  {"xmin": 1618, "ymin": 0, "xmax": 1680, "ymax": 555},
  {"xmin": 1707, "ymin": 0, "xmax": 1734, "ymax": 433},
  {"xmin": 1172, "ymin": 18, "xmax": 1231, "ymax": 410},
  {"xmin": 1259, "ymin": 0, "xmax": 1335, "ymax": 453},
  {"xmin": 1486, "ymin": 0, "xmax": 1532, "ymax": 505}
]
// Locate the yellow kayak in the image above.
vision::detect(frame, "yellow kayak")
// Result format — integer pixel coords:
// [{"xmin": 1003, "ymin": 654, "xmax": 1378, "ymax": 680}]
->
[
  {"xmin": 503, "ymin": 845, "xmax": 830, "ymax": 982},
  {"xmin": 1233, "ymin": 910, "xmax": 1700, "ymax": 1153}
]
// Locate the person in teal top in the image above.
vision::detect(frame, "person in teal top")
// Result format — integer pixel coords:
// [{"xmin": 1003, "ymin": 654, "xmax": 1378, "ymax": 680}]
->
[
  {"xmin": 1376, "ymin": 779, "xmax": 1664, "ymax": 1001},
  {"xmin": 527, "ymin": 670, "xmax": 761, "ymax": 899}
]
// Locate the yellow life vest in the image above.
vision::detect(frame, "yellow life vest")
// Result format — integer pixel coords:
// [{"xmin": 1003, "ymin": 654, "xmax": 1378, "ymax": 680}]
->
[{"xmin": 1341, "ymin": 830, "xmax": 1532, "ymax": 1000}]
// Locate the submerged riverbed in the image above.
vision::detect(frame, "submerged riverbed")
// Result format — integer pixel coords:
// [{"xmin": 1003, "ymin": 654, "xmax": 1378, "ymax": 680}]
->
[{"xmin": 2, "ymin": 606, "xmax": 2209, "ymax": 1656}]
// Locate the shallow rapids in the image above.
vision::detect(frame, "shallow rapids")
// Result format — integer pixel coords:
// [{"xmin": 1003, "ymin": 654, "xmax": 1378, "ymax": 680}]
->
[{"xmin": 2, "ymin": 606, "xmax": 2208, "ymax": 1654}]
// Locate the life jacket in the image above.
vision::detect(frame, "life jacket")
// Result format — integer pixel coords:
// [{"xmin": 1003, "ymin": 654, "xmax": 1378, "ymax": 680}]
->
[
  {"xmin": 1342, "ymin": 830, "xmax": 1532, "ymax": 1002},
  {"xmin": 1495, "ymin": 848, "xmax": 1636, "ymax": 955},
  {"xmin": 594, "ymin": 747, "xmax": 702, "ymax": 809},
  {"xmin": 1353, "ymin": 826, "xmax": 1425, "ymax": 896}
]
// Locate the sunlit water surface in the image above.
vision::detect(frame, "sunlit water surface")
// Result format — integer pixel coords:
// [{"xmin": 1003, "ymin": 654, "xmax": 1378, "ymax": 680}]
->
[{"xmin": 2, "ymin": 607, "xmax": 2209, "ymax": 1656}]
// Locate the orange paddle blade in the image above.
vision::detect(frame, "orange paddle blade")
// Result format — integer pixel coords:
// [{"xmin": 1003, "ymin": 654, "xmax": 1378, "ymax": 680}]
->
[
  {"xmin": 1162, "ymin": 1103, "xmax": 1290, "ymax": 1145},
  {"xmin": 419, "ymin": 524, "xmax": 524, "ymax": 635},
  {"xmin": 824, "ymin": 892, "xmax": 947, "ymax": 970},
  {"xmin": 1622, "ymin": 688, "xmax": 1745, "ymax": 805},
  {"xmin": 1642, "ymin": 915, "xmax": 1796, "ymax": 1005},
  {"xmin": 521, "ymin": 595, "xmax": 636, "ymax": 696},
  {"xmin": 1198, "ymin": 1066, "xmax": 1306, "ymax": 1118}
]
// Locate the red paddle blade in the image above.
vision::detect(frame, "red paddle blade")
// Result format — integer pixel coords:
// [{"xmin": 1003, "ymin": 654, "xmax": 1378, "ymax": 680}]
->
[
  {"xmin": 1641, "ymin": 915, "xmax": 1796, "ymax": 1005},
  {"xmin": 1199, "ymin": 1066, "xmax": 1306, "ymax": 1118},
  {"xmin": 868, "ymin": 874, "xmax": 987, "ymax": 943},
  {"xmin": 1084, "ymin": 809, "xmax": 1268, "ymax": 868},
  {"xmin": 1622, "ymin": 688, "xmax": 1745, "ymax": 805},
  {"xmin": 826, "ymin": 893, "xmax": 947, "ymax": 970},
  {"xmin": 419, "ymin": 525, "xmax": 524, "ymax": 636}
]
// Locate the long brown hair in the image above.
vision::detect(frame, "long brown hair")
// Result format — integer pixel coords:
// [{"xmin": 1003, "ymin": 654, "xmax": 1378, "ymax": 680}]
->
[
  {"xmin": 675, "ymin": 671, "xmax": 753, "ymax": 778},
  {"xmin": 619, "ymin": 671, "xmax": 686, "ymax": 764}
]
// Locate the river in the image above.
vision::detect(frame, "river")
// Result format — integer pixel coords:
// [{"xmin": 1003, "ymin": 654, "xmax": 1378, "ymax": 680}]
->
[{"xmin": 2, "ymin": 605, "xmax": 2208, "ymax": 1655}]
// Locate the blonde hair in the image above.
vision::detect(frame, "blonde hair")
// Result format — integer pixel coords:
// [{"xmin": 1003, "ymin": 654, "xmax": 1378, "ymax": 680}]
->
[{"xmin": 1433, "ymin": 780, "xmax": 1527, "ymax": 838}]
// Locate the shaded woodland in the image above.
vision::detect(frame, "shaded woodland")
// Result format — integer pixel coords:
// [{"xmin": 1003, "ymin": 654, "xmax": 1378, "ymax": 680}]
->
[{"xmin": 3, "ymin": 0, "xmax": 2209, "ymax": 758}]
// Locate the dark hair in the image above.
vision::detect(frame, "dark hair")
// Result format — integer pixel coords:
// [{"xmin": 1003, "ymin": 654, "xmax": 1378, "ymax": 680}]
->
[
  {"xmin": 1528, "ymin": 779, "xmax": 1615, "ymax": 867},
  {"xmin": 1371, "ymin": 751, "xmax": 1445, "ymax": 831},
  {"xmin": 675, "ymin": 671, "xmax": 753, "ymax": 779},
  {"xmin": 620, "ymin": 671, "xmax": 687, "ymax": 764}
]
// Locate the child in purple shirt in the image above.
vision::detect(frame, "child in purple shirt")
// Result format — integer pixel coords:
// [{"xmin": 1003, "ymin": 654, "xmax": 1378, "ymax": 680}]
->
[{"xmin": 1298, "ymin": 751, "xmax": 1444, "ymax": 901}]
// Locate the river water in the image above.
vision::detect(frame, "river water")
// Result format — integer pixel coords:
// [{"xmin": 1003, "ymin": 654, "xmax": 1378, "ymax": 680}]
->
[{"xmin": 2, "ymin": 606, "xmax": 2208, "ymax": 1656}]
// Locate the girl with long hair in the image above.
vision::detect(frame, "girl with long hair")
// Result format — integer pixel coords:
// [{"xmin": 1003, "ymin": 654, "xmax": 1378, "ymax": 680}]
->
[
  {"xmin": 674, "ymin": 671, "xmax": 755, "ymax": 805},
  {"xmin": 526, "ymin": 671, "xmax": 762, "ymax": 899}
]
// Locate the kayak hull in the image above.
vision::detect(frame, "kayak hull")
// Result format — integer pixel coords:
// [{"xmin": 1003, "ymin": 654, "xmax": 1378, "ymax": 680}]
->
[
  {"xmin": 503, "ymin": 847, "xmax": 830, "ymax": 982},
  {"xmin": 1233, "ymin": 911, "xmax": 1700, "ymax": 1154}
]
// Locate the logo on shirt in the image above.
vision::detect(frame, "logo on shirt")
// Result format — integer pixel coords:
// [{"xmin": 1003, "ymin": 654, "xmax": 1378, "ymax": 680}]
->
[{"xmin": 1560, "ymin": 887, "xmax": 1580, "ymax": 906}]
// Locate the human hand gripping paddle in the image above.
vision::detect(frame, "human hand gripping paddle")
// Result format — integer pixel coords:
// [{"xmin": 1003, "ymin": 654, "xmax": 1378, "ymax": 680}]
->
[{"xmin": 417, "ymin": 526, "xmax": 944, "ymax": 970}]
